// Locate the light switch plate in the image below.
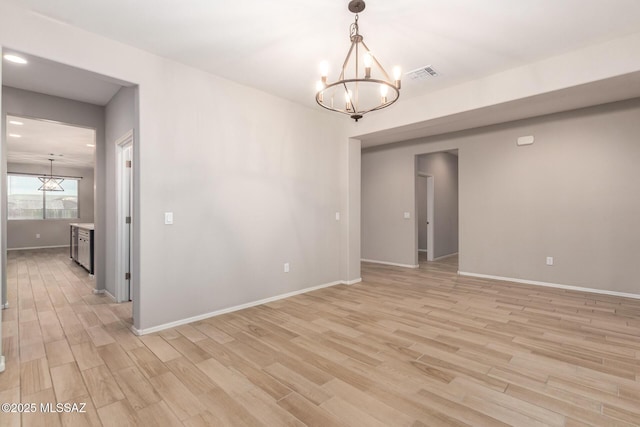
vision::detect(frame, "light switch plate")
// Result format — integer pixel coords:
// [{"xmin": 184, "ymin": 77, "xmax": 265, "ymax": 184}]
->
[
  {"xmin": 164, "ymin": 212, "xmax": 173, "ymax": 225},
  {"xmin": 335, "ymin": 212, "xmax": 340, "ymax": 221}
]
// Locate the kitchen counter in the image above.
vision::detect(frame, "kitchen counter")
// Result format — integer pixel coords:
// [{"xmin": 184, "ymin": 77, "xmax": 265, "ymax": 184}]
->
[{"xmin": 69, "ymin": 223, "xmax": 94, "ymax": 231}]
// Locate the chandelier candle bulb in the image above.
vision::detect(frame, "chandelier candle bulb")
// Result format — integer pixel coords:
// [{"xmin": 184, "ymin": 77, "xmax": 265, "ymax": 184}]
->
[
  {"xmin": 316, "ymin": 81, "xmax": 325, "ymax": 102},
  {"xmin": 363, "ymin": 53, "xmax": 372, "ymax": 78},
  {"xmin": 380, "ymin": 84, "xmax": 388, "ymax": 103},
  {"xmin": 345, "ymin": 90, "xmax": 353, "ymax": 111},
  {"xmin": 320, "ymin": 61, "xmax": 329, "ymax": 83},
  {"xmin": 393, "ymin": 66, "xmax": 402, "ymax": 89}
]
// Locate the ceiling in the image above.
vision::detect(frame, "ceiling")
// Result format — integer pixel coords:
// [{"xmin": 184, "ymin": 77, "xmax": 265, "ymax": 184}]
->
[
  {"xmin": 2, "ymin": 50, "xmax": 126, "ymax": 106},
  {"xmin": 3, "ymin": 0, "xmax": 640, "ymax": 153},
  {"xmin": 5, "ymin": 0, "xmax": 640, "ymax": 111},
  {"xmin": 6, "ymin": 115, "xmax": 96, "ymax": 168}
]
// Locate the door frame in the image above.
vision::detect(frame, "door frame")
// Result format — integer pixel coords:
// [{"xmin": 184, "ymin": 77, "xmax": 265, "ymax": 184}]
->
[
  {"xmin": 417, "ymin": 172, "xmax": 435, "ymax": 261},
  {"xmin": 115, "ymin": 130, "xmax": 133, "ymax": 303}
]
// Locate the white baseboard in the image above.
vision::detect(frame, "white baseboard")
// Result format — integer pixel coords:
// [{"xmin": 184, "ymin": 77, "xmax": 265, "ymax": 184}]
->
[
  {"xmin": 8, "ymin": 245, "xmax": 69, "ymax": 251},
  {"xmin": 361, "ymin": 259, "xmax": 419, "ymax": 269},
  {"xmin": 343, "ymin": 278, "xmax": 362, "ymax": 285},
  {"xmin": 0, "ymin": 355, "xmax": 5, "ymax": 373},
  {"xmin": 434, "ymin": 252, "xmax": 458, "ymax": 261},
  {"xmin": 458, "ymin": 271, "xmax": 640, "ymax": 300},
  {"xmin": 130, "ymin": 279, "xmax": 346, "ymax": 336},
  {"xmin": 105, "ymin": 290, "xmax": 116, "ymax": 302},
  {"xmin": 418, "ymin": 249, "xmax": 428, "ymax": 253},
  {"xmin": 92, "ymin": 288, "xmax": 116, "ymax": 302}
]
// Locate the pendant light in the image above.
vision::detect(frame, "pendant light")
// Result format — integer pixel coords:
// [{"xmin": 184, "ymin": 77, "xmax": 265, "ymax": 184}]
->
[
  {"xmin": 315, "ymin": 0, "xmax": 401, "ymax": 121},
  {"xmin": 38, "ymin": 159, "xmax": 65, "ymax": 191}
]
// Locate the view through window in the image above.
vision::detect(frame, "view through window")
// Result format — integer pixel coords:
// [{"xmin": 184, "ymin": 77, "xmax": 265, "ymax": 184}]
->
[{"xmin": 8, "ymin": 174, "xmax": 79, "ymax": 220}]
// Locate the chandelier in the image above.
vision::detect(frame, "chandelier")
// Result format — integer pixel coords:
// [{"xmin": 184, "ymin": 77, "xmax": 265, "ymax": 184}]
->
[
  {"xmin": 38, "ymin": 159, "xmax": 65, "ymax": 191},
  {"xmin": 315, "ymin": 0, "xmax": 401, "ymax": 122}
]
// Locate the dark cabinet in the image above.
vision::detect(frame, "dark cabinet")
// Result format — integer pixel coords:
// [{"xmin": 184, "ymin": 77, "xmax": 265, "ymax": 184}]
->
[{"xmin": 70, "ymin": 224, "xmax": 94, "ymax": 275}]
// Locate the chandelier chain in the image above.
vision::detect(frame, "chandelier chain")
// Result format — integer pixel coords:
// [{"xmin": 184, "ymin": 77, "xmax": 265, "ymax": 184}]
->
[{"xmin": 350, "ymin": 14, "xmax": 359, "ymax": 39}]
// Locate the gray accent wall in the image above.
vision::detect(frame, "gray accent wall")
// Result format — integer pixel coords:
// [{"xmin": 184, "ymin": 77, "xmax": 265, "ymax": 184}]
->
[
  {"xmin": 362, "ymin": 98, "xmax": 640, "ymax": 295},
  {"xmin": 416, "ymin": 152, "xmax": 459, "ymax": 258},
  {"xmin": 7, "ymin": 162, "xmax": 94, "ymax": 249}
]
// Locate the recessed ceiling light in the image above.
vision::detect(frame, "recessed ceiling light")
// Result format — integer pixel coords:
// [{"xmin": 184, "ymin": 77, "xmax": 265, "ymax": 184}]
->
[
  {"xmin": 3, "ymin": 54, "xmax": 28, "ymax": 64},
  {"xmin": 9, "ymin": 120, "xmax": 24, "ymax": 126},
  {"xmin": 9, "ymin": 133, "xmax": 22, "ymax": 138},
  {"xmin": 86, "ymin": 144, "xmax": 95, "ymax": 147}
]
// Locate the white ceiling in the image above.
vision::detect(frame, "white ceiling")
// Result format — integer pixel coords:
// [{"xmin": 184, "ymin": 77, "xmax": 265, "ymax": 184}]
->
[
  {"xmin": 2, "ymin": 50, "xmax": 126, "ymax": 106},
  {"xmin": 5, "ymin": 0, "xmax": 640, "ymax": 110},
  {"xmin": 6, "ymin": 115, "xmax": 96, "ymax": 168}
]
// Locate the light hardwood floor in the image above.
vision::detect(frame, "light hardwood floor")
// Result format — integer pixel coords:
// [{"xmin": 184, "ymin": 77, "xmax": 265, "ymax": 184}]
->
[{"xmin": 2, "ymin": 248, "xmax": 640, "ymax": 426}]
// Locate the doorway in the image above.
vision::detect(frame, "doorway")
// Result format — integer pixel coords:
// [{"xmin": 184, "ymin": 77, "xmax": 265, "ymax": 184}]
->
[
  {"xmin": 1, "ymin": 50, "xmax": 138, "ymax": 326},
  {"xmin": 415, "ymin": 151, "xmax": 459, "ymax": 265},
  {"xmin": 417, "ymin": 174, "xmax": 434, "ymax": 261}
]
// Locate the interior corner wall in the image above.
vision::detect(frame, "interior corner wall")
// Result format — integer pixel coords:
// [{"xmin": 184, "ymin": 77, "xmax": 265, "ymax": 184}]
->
[
  {"xmin": 362, "ymin": 97, "xmax": 640, "ymax": 295},
  {"xmin": 105, "ymin": 86, "xmax": 136, "ymax": 298},
  {"xmin": 417, "ymin": 152, "xmax": 458, "ymax": 258},
  {"xmin": 340, "ymin": 138, "xmax": 361, "ymax": 283},
  {"xmin": 7, "ymin": 163, "xmax": 94, "ymax": 249},
  {"xmin": 0, "ymin": 4, "xmax": 352, "ymax": 331},
  {"xmin": 1, "ymin": 86, "xmax": 105, "ymax": 296}
]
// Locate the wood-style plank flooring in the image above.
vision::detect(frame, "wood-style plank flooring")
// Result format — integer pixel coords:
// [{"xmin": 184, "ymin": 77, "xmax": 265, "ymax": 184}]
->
[{"xmin": 2, "ymin": 248, "xmax": 640, "ymax": 426}]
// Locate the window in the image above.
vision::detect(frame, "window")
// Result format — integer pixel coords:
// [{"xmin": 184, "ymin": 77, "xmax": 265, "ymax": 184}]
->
[{"xmin": 8, "ymin": 174, "xmax": 79, "ymax": 220}]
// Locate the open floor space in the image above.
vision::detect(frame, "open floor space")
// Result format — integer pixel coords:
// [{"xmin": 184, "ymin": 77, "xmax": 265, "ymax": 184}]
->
[{"xmin": 1, "ymin": 249, "xmax": 640, "ymax": 426}]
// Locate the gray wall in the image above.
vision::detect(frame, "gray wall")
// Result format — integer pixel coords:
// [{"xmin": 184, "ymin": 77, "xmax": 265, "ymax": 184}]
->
[
  {"xmin": 0, "ymin": 6, "xmax": 355, "ymax": 333},
  {"xmin": 1, "ymin": 86, "xmax": 105, "ymax": 302},
  {"xmin": 362, "ymin": 147, "xmax": 418, "ymax": 266},
  {"xmin": 362, "ymin": 98, "xmax": 640, "ymax": 295},
  {"xmin": 105, "ymin": 86, "xmax": 136, "ymax": 298},
  {"xmin": 417, "ymin": 152, "xmax": 459, "ymax": 258},
  {"xmin": 7, "ymin": 162, "xmax": 94, "ymax": 249}
]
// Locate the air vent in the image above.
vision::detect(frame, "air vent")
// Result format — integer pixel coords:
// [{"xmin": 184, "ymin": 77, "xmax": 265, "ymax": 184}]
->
[{"xmin": 406, "ymin": 65, "xmax": 439, "ymax": 80}]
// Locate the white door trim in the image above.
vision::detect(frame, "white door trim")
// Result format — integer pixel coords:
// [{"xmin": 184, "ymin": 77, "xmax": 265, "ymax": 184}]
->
[{"xmin": 115, "ymin": 130, "xmax": 134, "ymax": 303}]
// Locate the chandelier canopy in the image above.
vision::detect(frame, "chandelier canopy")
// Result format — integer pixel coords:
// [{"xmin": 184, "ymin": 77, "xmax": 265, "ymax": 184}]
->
[
  {"xmin": 38, "ymin": 159, "xmax": 65, "ymax": 192},
  {"xmin": 315, "ymin": 0, "xmax": 401, "ymax": 122}
]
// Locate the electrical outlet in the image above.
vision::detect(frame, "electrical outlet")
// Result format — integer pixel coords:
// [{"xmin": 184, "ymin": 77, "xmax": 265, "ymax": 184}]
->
[
  {"xmin": 546, "ymin": 256, "xmax": 554, "ymax": 266},
  {"xmin": 36, "ymin": 234, "xmax": 40, "ymax": 239},
  {"xmin": 403, "ymin": 212, "xmax": 411, "ymax": 219},
  {"xmin": 284, "ymin": 263, "xmax": 290, "ymax": 273}
]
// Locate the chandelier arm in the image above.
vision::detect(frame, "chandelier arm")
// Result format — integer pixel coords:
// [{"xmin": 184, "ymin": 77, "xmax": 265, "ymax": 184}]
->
[
  {"xmin": 360, "ymin": 40, "xmax": 393, "ymax": 82},
  {"xmin": 316, "ymin": 78, "xmax": 399, "ymax": 116},
  {"xmin": 354, "ymin": 37, "xmax": 359, "ymax": 111},
  {"xmin": 338, "ymin": 39, "xmax": 357, "ymax": 81}
]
